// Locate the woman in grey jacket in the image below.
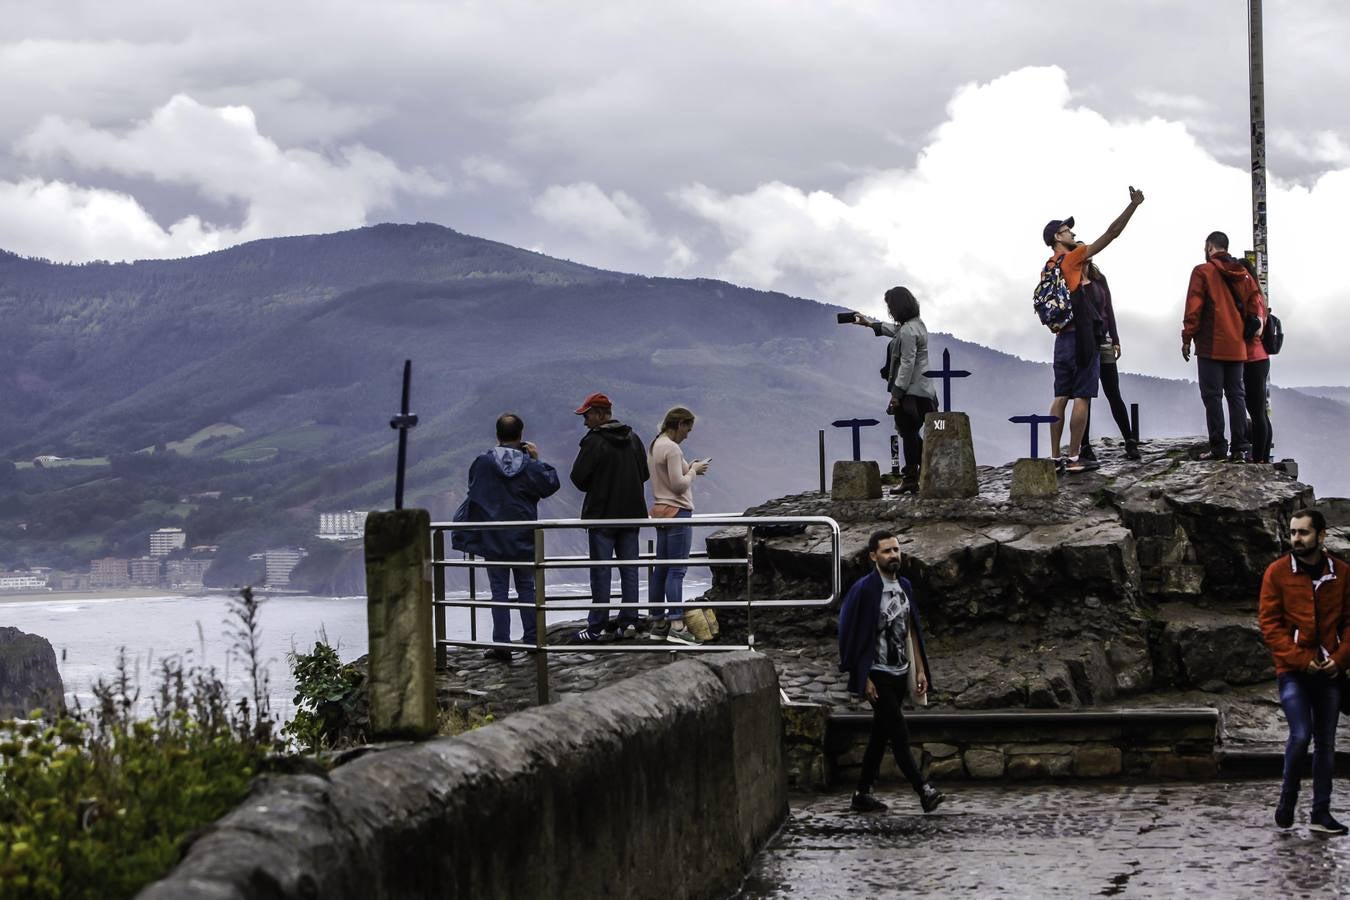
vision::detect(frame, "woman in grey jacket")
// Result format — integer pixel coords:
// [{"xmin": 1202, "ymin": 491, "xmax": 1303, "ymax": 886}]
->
[{"xmin": 853, "ymin": 286, "xmax": 939, "ymax": 493}]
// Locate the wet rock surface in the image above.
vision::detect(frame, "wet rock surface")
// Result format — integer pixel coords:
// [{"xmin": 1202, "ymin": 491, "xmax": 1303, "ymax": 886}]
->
[
  {"xmin": 0, "ymin": 626, "xmax": 65, "ymax": 718},
  {"xmin": 739, "ymin": 782, "xmax": 1350, "ymax": 899}
]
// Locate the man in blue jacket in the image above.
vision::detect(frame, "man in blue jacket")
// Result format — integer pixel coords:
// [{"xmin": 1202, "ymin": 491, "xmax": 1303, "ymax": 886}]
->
[
  {"xmin": 453, "ymin": 413, "xmax": 560, "ymax": 661},
  {"xmin": 838, "ymin": 529, "xmax": 945, "ymax": 813}
]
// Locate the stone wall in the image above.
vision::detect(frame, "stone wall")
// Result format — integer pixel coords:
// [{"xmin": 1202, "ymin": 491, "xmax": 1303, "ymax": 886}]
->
[
  {"xmin": 824, "ymin": 708, "xmax": 1218, "ymax": 785},
  {"xmin": 138, "ymin": 652, "xmax": 785, "ymax": 900}
]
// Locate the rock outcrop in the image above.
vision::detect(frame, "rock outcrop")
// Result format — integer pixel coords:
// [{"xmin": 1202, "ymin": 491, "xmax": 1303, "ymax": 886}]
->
[
  {"xmin": 705, "ymin": 437, "xmax": 1316, "ymax": 709},
  {"xmin": 0, "ymin": 627, "xmax": 65, "ymax": 718}
]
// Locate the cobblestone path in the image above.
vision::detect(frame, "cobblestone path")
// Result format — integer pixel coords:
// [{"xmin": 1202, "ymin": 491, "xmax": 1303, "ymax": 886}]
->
[{"xmin": 739, "ymin": 782, "xmax": 1350, "ymax": 898}]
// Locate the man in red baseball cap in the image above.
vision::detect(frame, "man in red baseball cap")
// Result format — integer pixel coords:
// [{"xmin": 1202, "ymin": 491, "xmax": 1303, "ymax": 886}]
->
[{"xmin": 570, "ymin": 392, "xmax": 650, "ymax": 641}]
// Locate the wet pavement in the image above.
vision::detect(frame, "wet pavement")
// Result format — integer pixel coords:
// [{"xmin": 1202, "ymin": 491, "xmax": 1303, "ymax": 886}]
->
[{"xmin": 738, "ymin": 781, "xmax": 1350, "ymax": 898}]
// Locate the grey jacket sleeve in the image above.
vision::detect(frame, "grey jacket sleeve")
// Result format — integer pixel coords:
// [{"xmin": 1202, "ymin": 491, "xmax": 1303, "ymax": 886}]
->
[{"xmin": 870, "ymin": 321, "xmax": 898, "ymax": 338}]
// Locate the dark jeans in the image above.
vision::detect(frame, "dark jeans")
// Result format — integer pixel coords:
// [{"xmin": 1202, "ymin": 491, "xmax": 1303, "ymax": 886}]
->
[
  {"xmin": 858, "ymin": 670, "xmax": 925, "ymax": 794},
  {"xmin": 649, "ymin": 508, "xmax": 693, "ymax": 618},
  {"xmin": 587, "ymin": 527, "xmax": 640, "ymax": 633},
  {"xmin": 1197, "ymin": 358, "xmax": 1250, "ymax": 455},
  {"xmin": 1245, "ymin": 358, "xmax": 1272, "ymax": 462},
  {"xmin": 1083, "ymin": 350, "xmax": 1133, "ymax": 445},
  {"xmin": 892, "ymin": 396, "xmax": 936, "ymax": 472},
  {"xmin": 486, "ymin": 565, "xmax": 536, "ymax": 644},
  {"xmin": 1278, "ymin": 671, "xmax": 1341, "ymax": 815}
]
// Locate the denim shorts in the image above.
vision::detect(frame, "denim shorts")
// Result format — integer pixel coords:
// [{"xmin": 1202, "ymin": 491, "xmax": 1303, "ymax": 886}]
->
[{"xmin": 1052, "ymin": 329, "xmax": 1100, "ymax": 399}]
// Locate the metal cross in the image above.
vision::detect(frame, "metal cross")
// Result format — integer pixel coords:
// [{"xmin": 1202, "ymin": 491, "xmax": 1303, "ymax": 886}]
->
[
  {"xmin": 831, "ymin": 418, "xmax": 880, "ymax": 462},
  {"xmin": 922, "ymin": 348, "xmax": 971, "ymax": 412},
  {"xmin": 1008, "ymin": 414, "xmax": 1061, "ymax": 459},
  {"xmin": 389, "ymin": 359, "xmax": 419, "ymax": 510}
]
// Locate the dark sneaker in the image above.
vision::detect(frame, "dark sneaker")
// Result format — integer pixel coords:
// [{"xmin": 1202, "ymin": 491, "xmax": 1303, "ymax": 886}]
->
[
  {"xmin": 1275, "ymin": 795, "xmax": 1296, "ymax": 829},
  {"xmin": 648, "ymin": 619, "xmax": 671, "ymax": 640},
  {"xmin": 576, "ymin": 628, "xmax": 607, "ymax": 644},
  {"xmin": 482, "ymin": 647, "xmax": 512, "ymax": 662},
  {"xmin": 1078, "ymin": 443, "xmax": 1097, "ymax": 462},
  {"xmin": 1228, "ymin": 453, "xmax": 1248, "ymax": 464},
  {"xmin": 1311, "ymin": 812, "xmax": 1349, "ymax": 835},
  {"xmin": 919, "ymin": 783, "xmax": 945, "ymax": 813},
  {"xmin": 1196, "ymin": 449, "xmax": 1226, "ymax": 461},
  {"xmin": 899, "ymin": 476, "xmax": 920, "ymax": 494},
  {"xmin": 1064, "ymin": 457, "xmax": 1099, "ymax": 474},
  {"xmin": 1124, "ymin": 441, "xmax": 1142, "ymax": 461},
  {"xmin": 666, "ymin": 625, "xmax": 704, "ymax": 646},
  {"xmin": 851, "ymin": 791, "xmax": 888, "ymax": 813}
]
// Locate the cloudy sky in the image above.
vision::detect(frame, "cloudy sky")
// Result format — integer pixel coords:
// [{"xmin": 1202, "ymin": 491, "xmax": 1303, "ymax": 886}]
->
[{"xmin": 2, "ymin": 0, "xmax": 1348, "ymax": 384}]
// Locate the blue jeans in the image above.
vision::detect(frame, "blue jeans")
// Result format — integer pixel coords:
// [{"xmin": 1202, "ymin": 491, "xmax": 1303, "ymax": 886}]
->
[
  {"xmin": 649, "ymin": 508, "xmax": 693, "ymax": 618},
  {"xmin": 587, "ymin": 527, "xmax": 640, "ymax": 633},
  {"xmin": 487, "ymin": 565, "xmax": 536, "ymax": 645},
  {"xmin": 1278, "ymin": 671, "xmax": 1341, "ymax": 814}
]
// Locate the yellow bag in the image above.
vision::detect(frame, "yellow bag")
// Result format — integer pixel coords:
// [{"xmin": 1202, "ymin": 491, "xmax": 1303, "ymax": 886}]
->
[
  {"xmin": 704, "ymin": 608, "xmax": 719, "ymax": 637},
  {"xmin": 684, "ymin": 608, "xmax": 714, "ymax": 642}
]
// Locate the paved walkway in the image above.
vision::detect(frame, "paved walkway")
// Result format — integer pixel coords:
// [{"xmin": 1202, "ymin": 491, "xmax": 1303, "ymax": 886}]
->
[{"xmin": 739, "ymin": 782, "xmax": 1350, "ymax": 898}]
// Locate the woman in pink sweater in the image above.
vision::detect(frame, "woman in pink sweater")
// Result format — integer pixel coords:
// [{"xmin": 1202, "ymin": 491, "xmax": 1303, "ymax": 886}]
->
[{"xmin": 648, "ymin": 406, "xmax": 710, "ymax": 643}]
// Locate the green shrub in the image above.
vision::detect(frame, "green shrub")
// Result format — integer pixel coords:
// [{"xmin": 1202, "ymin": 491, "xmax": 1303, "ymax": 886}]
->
[
  {"xmin": 283, "ymin": 640, "xmax": 364, "ymax": 753},
  {"xmin": 0, "ymin": 588, "xmax": 278, "ymax": 899}
]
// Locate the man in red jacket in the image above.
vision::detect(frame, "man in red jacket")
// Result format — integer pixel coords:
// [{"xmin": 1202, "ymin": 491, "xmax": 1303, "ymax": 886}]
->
[
  {"xmin": 1182, "ymin": 231, "xmax": 1259, "ymax": 461},
  {"xmin": 1258, "ymin": 509, "xmax": 1350, "ymax": 834}
]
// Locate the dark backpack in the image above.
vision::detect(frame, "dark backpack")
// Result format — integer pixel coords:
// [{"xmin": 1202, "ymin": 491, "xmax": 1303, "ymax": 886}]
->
[
  {"xmin": 1263, "ymin": 309, "xmax": 1284, "ymax": 355},
  {"xmin": 1033, "ymin": 258, "xmax": 1073, "ymax": 332}
]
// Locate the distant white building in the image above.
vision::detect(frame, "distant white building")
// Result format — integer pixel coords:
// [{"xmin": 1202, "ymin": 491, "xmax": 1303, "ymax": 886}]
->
[
  {"xmin": 128, "ymin": 557, "xmax": 162, "ymax": 587},
  {"xmin": 165, "ymin": 558, "xmax": 213, "ymax": 589},
  {"xmin": 0, "ymin": 571, "xmax": 48, "ymax": 590},
  {"xmin": 264, "ymin": 548, "xmax": 308, "ymax": 588},
  {"xmin": 149, "ymin": 527, "xmax": 187, "ymax": 557},
  {"xmin": 318, "ymin": 510, "xmax": 369, "ymax": 540}
]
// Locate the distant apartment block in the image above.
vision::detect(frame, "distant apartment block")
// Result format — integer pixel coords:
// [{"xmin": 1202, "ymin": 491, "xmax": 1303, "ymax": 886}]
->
[
  {"xmin": 264, "ymin": 548, "xmax": 308, "ymax": 589},
  {"xmin": 128, "ymin": 557, "xmax": 163, "ymax": 587},
  {"xmin": 90, "ymin": 558, "xmax": 130, "ymax": 589},
  {"xmin": 165, "ymin": 558, "xmax": 212, "ymax": 589},
  {"xmin": 318, "ymin": 510, "xmax": 369, "ymax": 540},
  {"xmin": 149, "ymin": 527, "xmax": 187, "ymax": 557},
  {"xmin": 0, "ymin": 571, "xmax": 48, "ymax": 591}
]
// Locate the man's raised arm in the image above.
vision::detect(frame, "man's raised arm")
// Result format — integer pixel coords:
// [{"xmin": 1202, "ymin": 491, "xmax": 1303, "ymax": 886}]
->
[{"xmin": 1084, "ymin": 185, "xmax": 1145, "ymax": 259}]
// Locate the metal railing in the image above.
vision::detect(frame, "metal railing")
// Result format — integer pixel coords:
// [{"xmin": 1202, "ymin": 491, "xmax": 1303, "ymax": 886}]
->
[{"xmin": 431, "ymin": 514, "xmax": 841, "ymax": 703}]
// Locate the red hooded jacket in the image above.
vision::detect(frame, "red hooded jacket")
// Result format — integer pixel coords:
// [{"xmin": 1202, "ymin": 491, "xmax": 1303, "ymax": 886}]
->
[{"xmin": 1182, "ymin": 254, "xmax": 1259, "ymax": 362}]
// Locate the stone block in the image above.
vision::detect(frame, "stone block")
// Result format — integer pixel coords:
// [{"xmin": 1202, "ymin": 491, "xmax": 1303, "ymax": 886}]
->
[
  {"xmin": 1005, "ymin": 742, "xmax": 1078, "ymax": 756},
  {"xmin": 923, "ymin": 742, "xmax": 960, "ymax": 759},
  {"xmin": 919, "ymin": 412, "xmax": 978, "ymax": 499},
  {"xmin": 1151, "ymin": 754, "xmax": 1218, "ymax": 779},
  {"xmin": 831, "ymin": 460, "xmax": 882, "ymax": 500},
  {"xmin": 964, "ymin": 748, "xmax": 1005, "ymax": 778},
  {"xmin": 1005, "ymin": 753, "xmax": 1073, "ymax": 779},
  {"xmin": 1073, "ymin": 745, "xmax": 1123, "ymax": 777},
  {"xmin": 928, "ymin": 756, "xmax": 966, "ymax": 780},
  {"xmin": 1009, "ymin": 457, "xmax": 1058, "ymax": 502},
  {"xmin": 364, "ymin": 509, "xmax": 436, "ymax": 740}
]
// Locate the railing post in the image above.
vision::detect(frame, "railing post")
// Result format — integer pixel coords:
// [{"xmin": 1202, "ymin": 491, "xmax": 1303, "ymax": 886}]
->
[
  {"xmin": 818, "ymin": 430, "xmax": 826, "ymax": 494},
  {"xmin": 468, "ymin": 552, "xmax": 478, "ymax": 643},
  {"xmin": 364, "ymin": 509, "xmax": 436, "ymax": 739},
  {"xmin": 745, "ymin": 524, "xmax": 755, "ymax": 651},
  {"xmin": 534, "ymin": 526, "xmax": 550, "ymax": 705},
  {"xmin": 433, "ymin": 529, "xmax": 447, "ymax": 671}
]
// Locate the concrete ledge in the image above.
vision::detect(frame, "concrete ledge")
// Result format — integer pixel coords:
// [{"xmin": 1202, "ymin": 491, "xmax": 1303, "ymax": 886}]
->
[
  {"xmin": 825, "ymin": 707, "xmax": 1219, "ymax": 783},
  {"xmin": 139, "ymin": 652, "xmax": 784, "ymax": 900}
]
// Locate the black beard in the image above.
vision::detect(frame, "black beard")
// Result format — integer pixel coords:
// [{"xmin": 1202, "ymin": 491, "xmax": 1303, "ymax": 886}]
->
[{"xmin": 878, "ymin": 559, "xmax": 902, "ymax": 577}]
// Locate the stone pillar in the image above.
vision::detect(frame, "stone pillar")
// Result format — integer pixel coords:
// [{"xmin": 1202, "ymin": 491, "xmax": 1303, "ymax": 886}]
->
[
  {"xmin": 831, "ymin": 460, "xmax": 882, "ymax": 500},
  {"xmin": 1010, "ymin": 458, "xmax": 1058, "ymax": 502},
  {"xmin": 919, "ymin": 412, "xmax": 978, "ymax": 499},
  {"xmin": 364, "ymin": 509, "xmax": 436, "ymax": 740}
]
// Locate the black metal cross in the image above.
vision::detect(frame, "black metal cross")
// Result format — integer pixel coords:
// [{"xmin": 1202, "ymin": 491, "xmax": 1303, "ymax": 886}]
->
[
  {"xmin": 1008, "ymin": 414, "xmax": 1060, "ymax": 459},
  {"xmin": 831, "ymin": 418, "xmax": 880, "ymax": 462},
  {"xmin": 389, "ymin": 359, "xmax": 419, "ymax": 510},
  {"xmin": 922, "ymin": 348, "xmax": 971, "ymax": 412}
]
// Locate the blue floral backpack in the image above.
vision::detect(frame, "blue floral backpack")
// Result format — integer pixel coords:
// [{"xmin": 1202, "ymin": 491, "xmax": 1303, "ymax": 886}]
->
[{"xmin": 1033, "ymin": 257, "xmax": 1074, "ymax": 332}]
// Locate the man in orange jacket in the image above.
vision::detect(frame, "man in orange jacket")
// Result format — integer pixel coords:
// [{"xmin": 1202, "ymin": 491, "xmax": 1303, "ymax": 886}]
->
[
  {"xmin": 1182, "ymin": 231, "xmax": 1259, "ymax": 461},
  {"xmin": 1258, "ymin": 509, "xmax": 1350, "ymax": 834}
]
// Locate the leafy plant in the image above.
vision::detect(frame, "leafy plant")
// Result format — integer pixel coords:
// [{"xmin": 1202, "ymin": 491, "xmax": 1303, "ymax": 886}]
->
[
  {"xmin": 0, "ymin": 589, "xmax": 279, "ymax": 899},
  {"xmin": 283, "ymin": 639, "xmax": 364, "ymax": 753}
]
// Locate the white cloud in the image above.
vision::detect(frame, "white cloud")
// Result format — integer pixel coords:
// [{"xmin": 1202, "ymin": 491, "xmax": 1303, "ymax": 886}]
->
[
  {"xmin": 2, "ymin": 94, "xmax": 444, "ymax": 261},
  {"xmin": 531, "ymin": 181, "xmax": 658, "ymax": 249},
  {"xmin": 1272, "ymin": 130, "xmax": 1350, "ymax": 166},
  {"xmin": 1134, "ymin": 89, "xmax": 1210, "ymax": 113},
  {"xmin": 460, "ymin": 154, "xmax": 526, "ymax": 190},
  {"xmin": 672, "ymin": 66, "xmax": 1350, "ymax": 385}
]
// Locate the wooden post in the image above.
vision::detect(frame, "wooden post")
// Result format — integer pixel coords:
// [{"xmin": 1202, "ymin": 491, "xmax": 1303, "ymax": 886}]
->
[{"xmin": 364, "ymin": 509, "xmax": 436, "ymax": 739}]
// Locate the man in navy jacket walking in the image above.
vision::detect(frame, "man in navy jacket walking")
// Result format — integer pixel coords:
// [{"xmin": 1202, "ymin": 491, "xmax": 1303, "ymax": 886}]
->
[
  {"xmin": 453, "ymin": 413, "xmax": 560, "ymax": 661},
  {"xmin": 838, "ymin": 529, "xmax": 945, "ymax": 813}
]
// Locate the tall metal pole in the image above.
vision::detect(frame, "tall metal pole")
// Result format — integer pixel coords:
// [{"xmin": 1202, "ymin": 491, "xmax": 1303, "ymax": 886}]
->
[{"xmin": 1248, "ymin": 0, "xmax": 1269, "ymax": 298}]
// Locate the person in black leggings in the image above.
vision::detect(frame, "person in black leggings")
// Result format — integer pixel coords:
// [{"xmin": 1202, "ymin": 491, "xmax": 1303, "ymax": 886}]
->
[
  {"xmin": 1079, "ymin": 260, "xmax": 1141, "ymax": 461},
  {"xmin": 1239, "ymin": 257, "xmax": 1273, "ymax": 463}
]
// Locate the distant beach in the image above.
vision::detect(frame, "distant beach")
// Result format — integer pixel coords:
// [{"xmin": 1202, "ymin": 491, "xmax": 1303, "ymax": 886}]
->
[{"xmin": 0, "ymin": 587, "xmax": 191, "ymax": 605}]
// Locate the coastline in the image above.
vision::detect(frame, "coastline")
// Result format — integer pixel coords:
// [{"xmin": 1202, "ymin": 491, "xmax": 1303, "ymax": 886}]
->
[{"xmin": 0, "ymin": 587, "xmax": 195, "ymax": 605}]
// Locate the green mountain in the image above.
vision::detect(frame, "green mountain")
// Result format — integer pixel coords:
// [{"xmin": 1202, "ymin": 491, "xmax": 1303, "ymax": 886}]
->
[{"xmin": 1, "ymin": 223, "xmax": 1345, "ymax": 581}]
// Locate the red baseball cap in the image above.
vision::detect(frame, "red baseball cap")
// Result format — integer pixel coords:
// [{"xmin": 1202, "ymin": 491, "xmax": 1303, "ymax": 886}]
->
[{"xmin": 574, "ymin": 392, "xmax": 612, "ymax": 414}]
